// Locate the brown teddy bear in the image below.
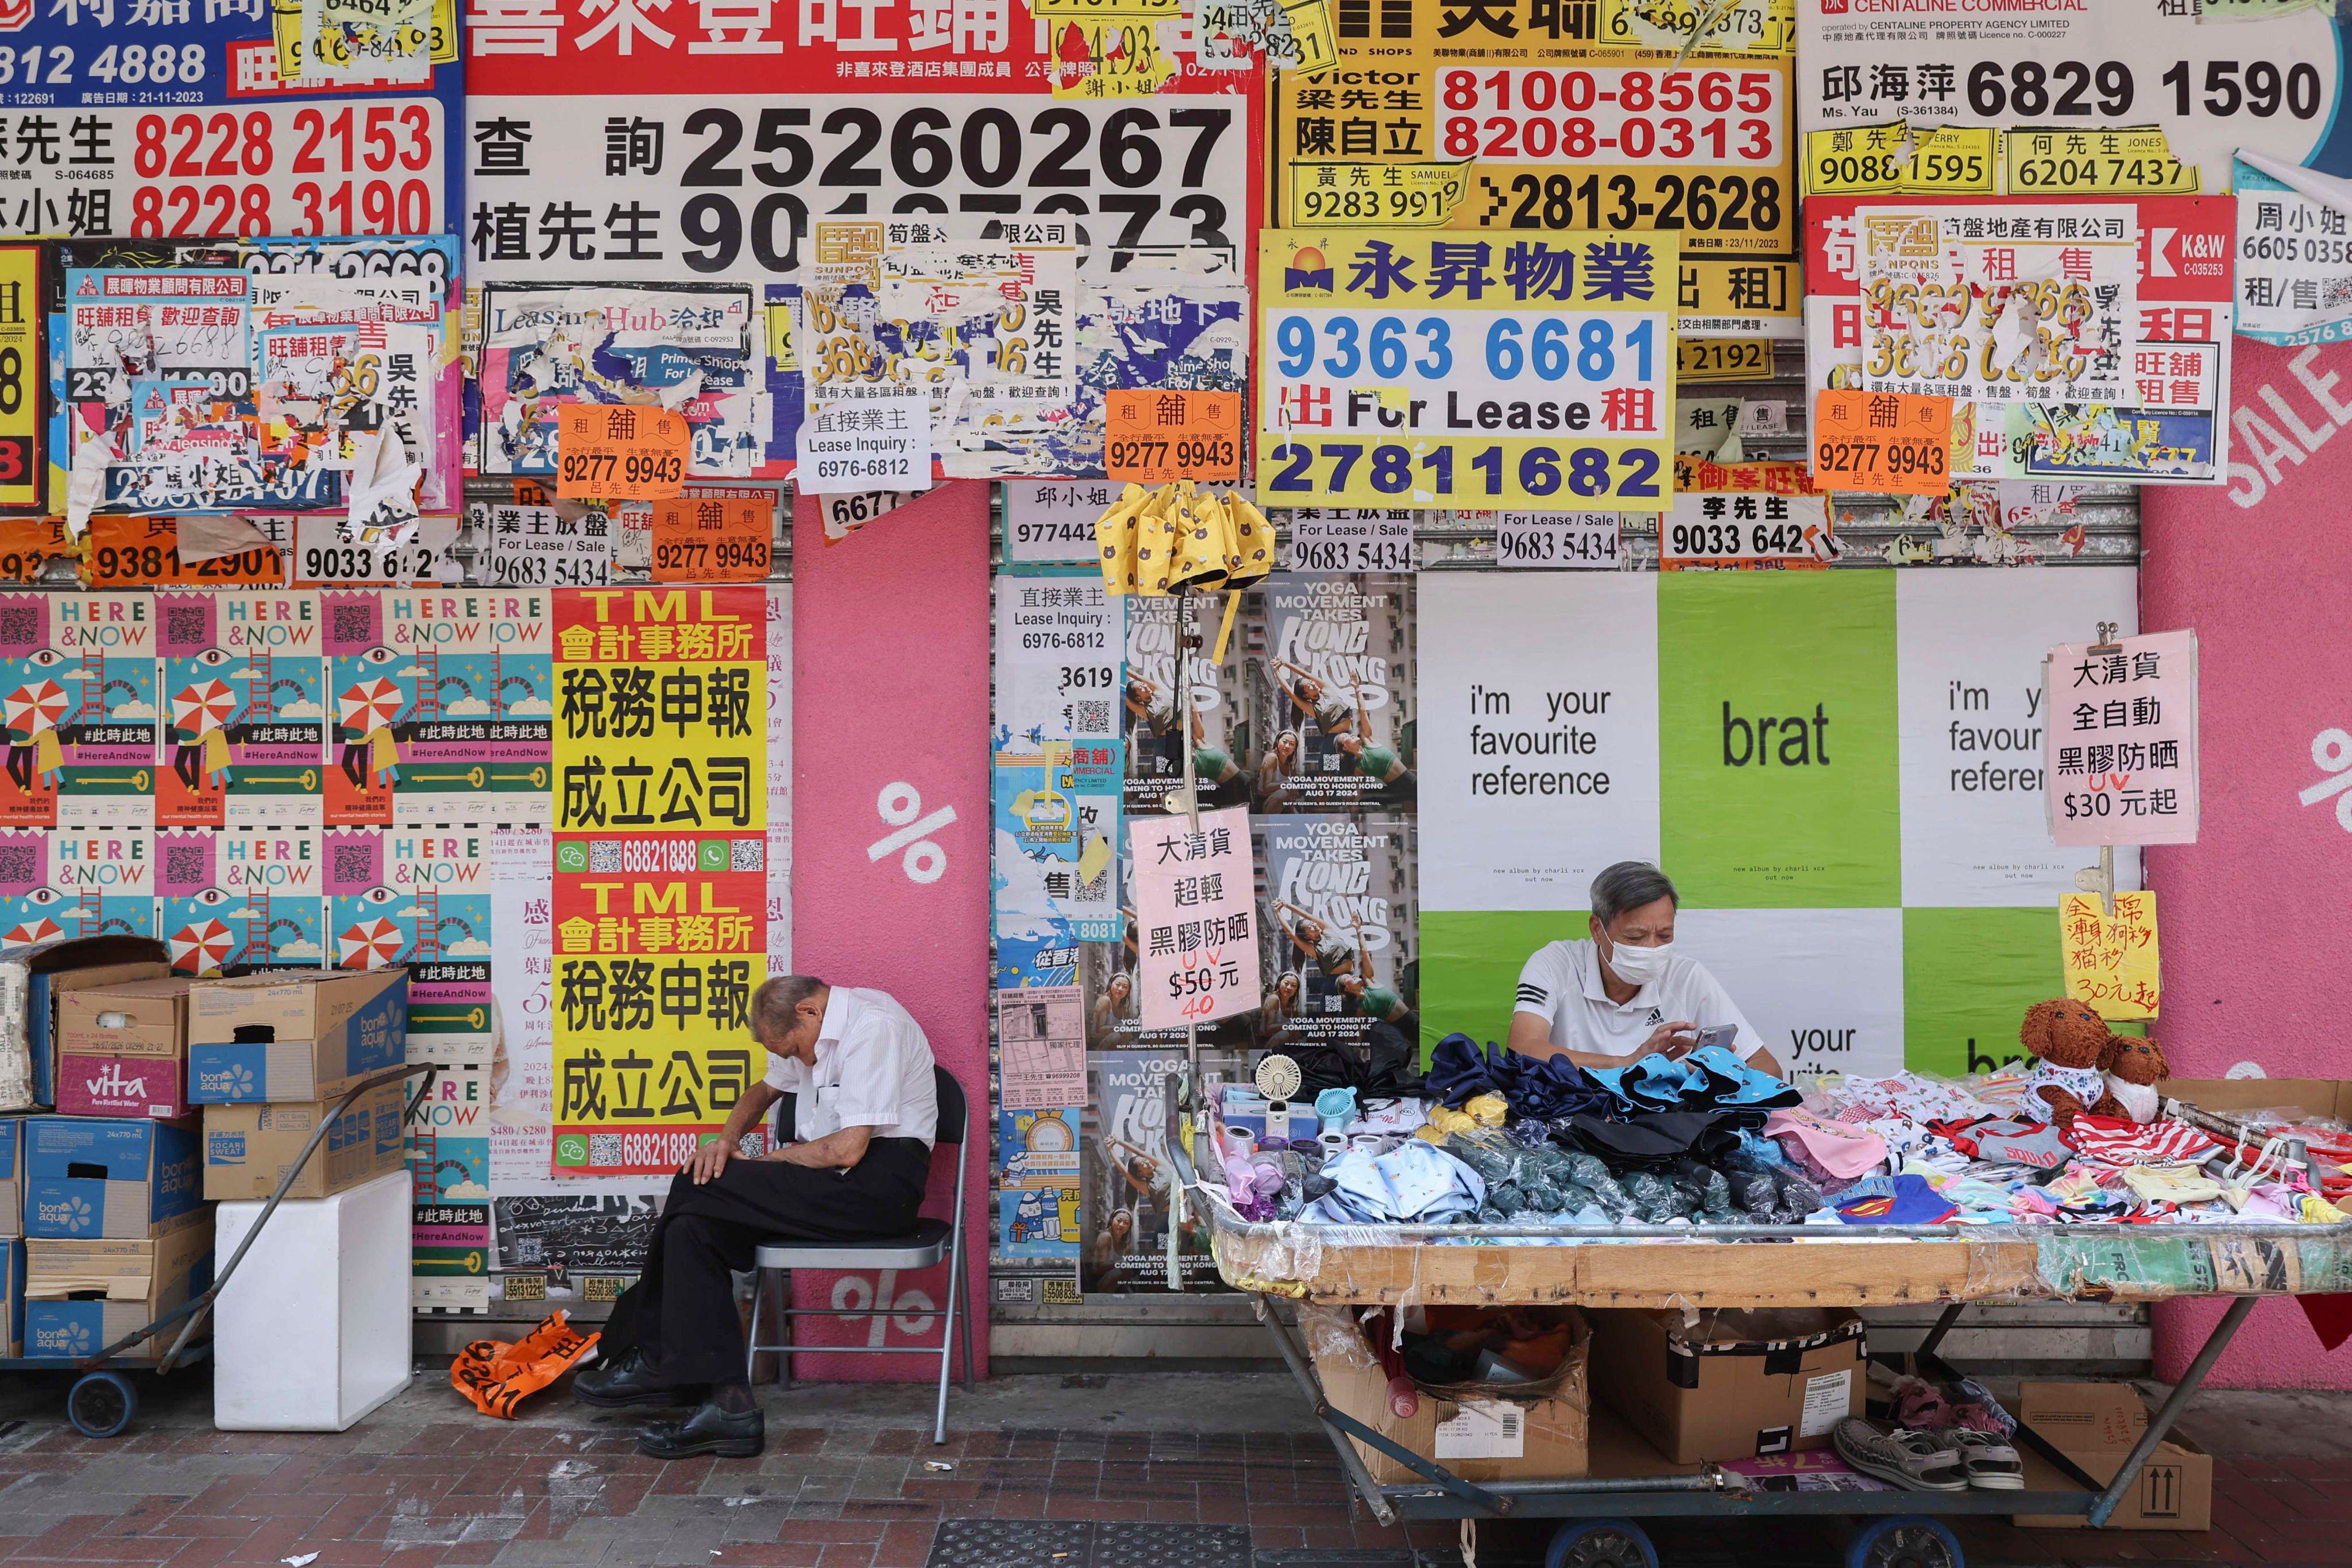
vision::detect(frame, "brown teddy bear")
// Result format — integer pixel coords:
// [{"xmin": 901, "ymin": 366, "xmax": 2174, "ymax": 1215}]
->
[
  {"xmin": 2018, "ymin": 999, "xmax": 2130, "ymax": 1126},
  {"xmin": 2102, "ymin": 1033, "xmax": 2170, "ymax": 1124}
]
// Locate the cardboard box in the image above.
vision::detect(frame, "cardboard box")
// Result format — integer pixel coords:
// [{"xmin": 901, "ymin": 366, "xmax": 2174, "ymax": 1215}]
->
[
  {"xmin": 2013, "ymin": 1381, "xmax": 2214, "ymax": 1532},
  {"xmin": 0, "ymin": 1113, "xmax": 23, "ymax": 1238},
  {"xmin": 188, "ymin": 969, "xmax": 406, "ymax": 1104},
  {"xmin": 0, "ymin": 937, "xmax": 172, "ymax": 1110},
  {"xmin": 21, "ymin": 1114, "xmax": 203, "ymax": 1238},
  {"xmin": 1312, "ymin": 1312, "xmax": 1590, "ymax": 1484},
  {"xmin": 203, "ymin": 1081, "xmax": 408, "ymax": 1201},
  {"xmin": 24, "ymin": 1207, "xmax": 212, "ymax": 1359},
  {"xmin": 1589, "ymin": 1308, "xmax": 1867, "ymax": 1465},
  {"xmin": 1, "ymin": 1238, "xmax": 21, "ymax": 1357},
  {"xmin": 56, "ymin": 978, "xmax": 196, "ymax": 1118}
]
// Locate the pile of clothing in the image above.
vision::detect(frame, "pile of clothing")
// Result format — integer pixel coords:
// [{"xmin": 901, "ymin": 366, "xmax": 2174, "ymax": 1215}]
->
[{"xmin": 1205, "ymin": 1048, "xmax": 2352, "ymax": 1234}]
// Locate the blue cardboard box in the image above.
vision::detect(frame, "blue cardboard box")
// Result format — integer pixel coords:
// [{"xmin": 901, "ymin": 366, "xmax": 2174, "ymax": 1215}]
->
[
  {"xmin": 0, "ymin": 1114, "xmax": 23, "ymax": 1239},
  {"xmin": 1, "ymin": 1238, "xmax": 20, "ymax": 1357},
  {"xmin": 22, "ymin": 1115, "xmax": 203, "ymax": 1238},
  {"xmin": 24, "ymin": 1208, "xmax": 211, "ymax": 1359},
  {"xmin": 187, "ymin": 968, "xmax": 406, "ymax": 1104}
]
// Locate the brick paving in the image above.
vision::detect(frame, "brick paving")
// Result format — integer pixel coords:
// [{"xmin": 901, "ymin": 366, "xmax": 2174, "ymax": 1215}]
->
[{"xmin": 1, "ymin": 1370, "xmax": 2347, "ymax": 1568}]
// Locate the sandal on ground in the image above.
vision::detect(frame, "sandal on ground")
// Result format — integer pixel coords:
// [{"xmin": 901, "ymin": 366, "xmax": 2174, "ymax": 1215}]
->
[
  {"xmin": 1934, "ymin": 1427, "xmax": 2026, "ymax": 1490},
  {"xmin": 1832, "ymin": 1418, "xmax": 1968, "ymax": 1492}
]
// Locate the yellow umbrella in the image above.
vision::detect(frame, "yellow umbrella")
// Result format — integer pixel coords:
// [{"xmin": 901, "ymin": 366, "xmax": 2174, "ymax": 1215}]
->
[{"xmin": 1091, "ymin": 481, "xmax": 1277, "ymax": 660}]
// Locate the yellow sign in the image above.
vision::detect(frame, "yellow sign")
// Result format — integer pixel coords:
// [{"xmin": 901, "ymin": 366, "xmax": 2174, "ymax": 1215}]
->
[
  {"xmin": 1046, "ymin": 18, "xmax": 1176, "ymax": 97},
  {"xmin": 1677, "ymin": 256, "xmax": 1798, "ymax": 339},
  {"xmin": 1600, "ymin": 0, "xmax": 1793, "ymax": 55},
  {"xmin": 271, "ymin": 0, "xmax": 455, "ymax": 78},
  {"xmin": 0, "ymin": 246, "xmax": 37, "ymax": 512},
  {"xmin": 1282, "ymin": 55, "xmax": 1795, "ymax": 258},
  {"xmin": 2061, "ymin": 891, "xmax": 2161, "ymax": 1021},
  {"xmin": 1258, "ymin": 228, "xmax": 1677, "ymax": 509},
  {"xmin": 1803, "ymin": 122, "xmax": 1999, "ymax": 198},
  {"xmin": 1290, "ymin": 161, "xmax": 1473, "ymax": 226},
  {"xmin": 2003, "ymin": 126, "xmax": 2198, "ymax": 195},
  {"xmin": 1678, "ymin": 337, "xmax": 1773, "ymax": 383}
]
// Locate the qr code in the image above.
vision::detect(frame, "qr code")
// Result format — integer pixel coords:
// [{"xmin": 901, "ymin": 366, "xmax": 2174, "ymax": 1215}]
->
[
  {"xmin": 330, "ymin": 604, "xmax": 374, "ymax": 646},
  {"xmin": 730, "ymin": 837, "xmax": 764, "ymax": 871},
  {"xmin": 0, "ymin": 845, "xmax": 33, "ymax": 883},
  {"xmin": 329, "ymin": 843, "xmax": 374, "ymax": 887},
  {"xmin": 1075, "ymin": 699, "xmax": 1111, "ymax": 733},
  {"xmin": 1074, "ymin": 860, "xmax": 1108, "ymax": 903},
  {"xmin": 589, "ymin": 1133, "xmax": 623, "ymax": 1167},
  {"xmin": 2328, "ymin": 277, "xmax": 2352, "ymax": 309},
  {"xmin": 163, "ymin": 606, "xmax": 207, "ymax": 647},
  {"xmin": 0, "ymin": 606, "xmax": 34, "ymax": 646},
  {"xmin": 164, "ymin": 843, "xmax": 207, "ymax": 886},
  {"xmin": 589, "ymin": 840, "xmax": 621, "ymax": 872}
]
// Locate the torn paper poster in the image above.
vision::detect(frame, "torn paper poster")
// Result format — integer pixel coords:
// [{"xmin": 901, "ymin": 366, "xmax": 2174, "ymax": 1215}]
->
[
  {"xmin": 1805, "ymin": 194, "xmax": 2232, "ymax": 485},
  {"xmin": 303, "ymin": 0, "xmax": 434, "ymax": 84},
  {"xmin": 345, "ymin": 427, "xmax": 424, "ymax": 547},
  {"xmin": 477, "ymin": 285, "xmax": 763, "ymax": 482},
  {"xmin": 1856, "ymin": 204, "xmax": 2138, "ymax": 407},
  {"xmin": 2234, "ymin": 151, "xmax": 2352, "ymax": 346}
]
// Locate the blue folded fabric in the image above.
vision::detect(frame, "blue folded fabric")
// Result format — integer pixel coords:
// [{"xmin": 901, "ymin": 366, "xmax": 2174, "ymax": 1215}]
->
[
  {"xmin": 1686, "ymin": 1045, "xmax": 1803, "ymax": 1109},
  {"xmin": 1836, "ymin": 1172, "xmax": 1957, "ymax": 1226},
  {"xmin": 1424, "ymin": 1034, "xmax": 1609, "ymax": 1120}
]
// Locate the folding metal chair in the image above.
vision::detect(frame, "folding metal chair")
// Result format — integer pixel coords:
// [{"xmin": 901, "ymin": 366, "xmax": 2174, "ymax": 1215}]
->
[{"xmin": 743, "ymin": 1063, "xmax": 974, "ymax": 1444}]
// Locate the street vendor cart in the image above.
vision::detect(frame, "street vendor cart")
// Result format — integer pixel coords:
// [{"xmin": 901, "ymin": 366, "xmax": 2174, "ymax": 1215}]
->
[{"xmin": 1168, "ymin": 1078, "xmax": 2352, "ymax": 1568}]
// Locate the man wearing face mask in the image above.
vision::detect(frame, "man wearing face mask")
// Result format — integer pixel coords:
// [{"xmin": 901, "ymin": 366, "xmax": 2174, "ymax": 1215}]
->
[{"xmin": 1504, "ymin": 861, "xmax": 1783, "ymax": 1076}]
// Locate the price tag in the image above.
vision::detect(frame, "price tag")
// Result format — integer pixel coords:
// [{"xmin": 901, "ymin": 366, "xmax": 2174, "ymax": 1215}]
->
[
  {"xmin": 651, "ymin": 496, "xmax": 773, "ymax": 582},
  {"xmin": 1493, "ymin": 513, "xmax": 1621, "ymax": 570},
  {"xmin": 284, "ymin": 513, "xmax": 457, "ymax": 586},
  {"xmin": 820, "ymin": 490, "xmax": 907, "ymax": 542},
  {"xmin": 557, "ymin": 404, "xmax": 689, "ymax": 501},
  {"xmin": 1005, "ymin": 480, "xmax": 1121, "ymax": 563},
  {"xmin": 1812, "ymin": 390, "xmax": 1953, "ymax": 497},
  {"xmin": 0, "ymin": 515, "xmax": 71, "ymax": 582},
  {"xmin": 1677, "ymin": 338, "xmax": 1774, "ymax": 385},
  {"xmin": 1659, "ymin": 490, "xmax": 1835, "ymax": 569},
  {"xmin": 83, "ymin": 515, "xmax": 285, "ymax": 588},
  {"xmin": 1106, "ymin": 389, "xmax": 1242, "ymax": 485},
  {"xmin": 1286, "ymin": 510, "xmax": 1416, "ymax": 574}
]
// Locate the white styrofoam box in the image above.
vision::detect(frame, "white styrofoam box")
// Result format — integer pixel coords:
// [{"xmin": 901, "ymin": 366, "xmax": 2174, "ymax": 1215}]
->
[{"xmin": 214, "ymin": 1168, "xmax": 411, "ymax": 1431}]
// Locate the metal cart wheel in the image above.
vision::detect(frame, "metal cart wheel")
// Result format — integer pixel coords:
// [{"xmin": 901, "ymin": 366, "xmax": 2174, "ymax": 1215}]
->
[
  {"xmin": 66, "ymin": 1371, "xmax": 137, "ymax": 1440},
  {"xmin": 1545, "ymin": 1518, "xmax": 1659, "ymax": 1568},
  {"xmin": 1845, "ymin": 1516, "xmax": 1964, "ymax": 1568}
]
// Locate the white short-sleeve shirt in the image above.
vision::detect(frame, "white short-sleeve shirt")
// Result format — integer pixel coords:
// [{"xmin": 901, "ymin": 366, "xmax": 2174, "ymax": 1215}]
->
[
  {"xmin": 762, "ymin": 987, "xmax": 940, "ymax": 1146},
  {"xmin": 1513, "ymin": 939, "xmax": 1762, "ymax": 1061}
]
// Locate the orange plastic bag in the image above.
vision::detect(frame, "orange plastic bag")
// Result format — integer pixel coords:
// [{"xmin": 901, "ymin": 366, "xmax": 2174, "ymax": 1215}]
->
[{"xmin": 451, "ymin": 1310, "xmax": 600, "ymax": 1419}]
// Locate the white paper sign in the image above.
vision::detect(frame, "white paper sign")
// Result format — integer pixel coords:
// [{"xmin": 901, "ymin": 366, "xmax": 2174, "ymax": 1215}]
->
[
  {"xmin": 2045, "ymin": 629, "xmax": 2200, "ymax": 847},
  {"xmin": 1131, "ymin": 805, "xmax": 1261, "ymax": 1032},
  {"xmin": 1434, "ymin": 1400, "xmax": 1525, "ymax": 1460},
  {"xmin": 1494, "ymin": 513, "xmax": 1621, "ymax": 570},
  {"xmin": 470, "ymin": 501, "xmax": 612, "ymax": 588},
  {"xmin": 995, "ymin": 573, "xmax": 1123, "ymax": 746},
  {"xmin": 1006, "ymin": 480, "xmax": 1127, "ymax": 563},
  {"xmin": 1801, "ymin": 1371, "xmax": 1852, "ymax": 1439},
  {"xmin": 818, "ymin": 489, "xmax": 910, "ymax": 542},
  {"xmin": 797, "ymin": 389, "xmax": 932, "ymax": 495},
  {"xmin": 1286, "ymin": 509, "xmax": 1416, "ymax": 574}
]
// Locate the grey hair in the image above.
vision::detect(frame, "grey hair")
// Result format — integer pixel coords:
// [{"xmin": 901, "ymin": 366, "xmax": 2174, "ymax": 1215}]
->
[
  {"xmin": 751, "ymin": 974, "xmax": 827, "ymax": 1041},
  {"xmin": 1589, "ymin": 862, "xmax": 1678, "ymax": 928}
]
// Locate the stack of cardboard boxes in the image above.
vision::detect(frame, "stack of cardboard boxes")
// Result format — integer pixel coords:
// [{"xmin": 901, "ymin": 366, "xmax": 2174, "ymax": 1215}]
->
[{"xmin": 2, "ymin": 966, "xmax": 408, "ymax": 1363}]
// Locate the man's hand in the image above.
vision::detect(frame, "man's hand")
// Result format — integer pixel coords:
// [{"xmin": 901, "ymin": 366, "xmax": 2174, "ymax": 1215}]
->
[
  {"xmin": 1639, "ymin": 1021, "xmax": 1698, "ymax": 1059},
  {"xmin": 684, "ymin": 1138, "xmax": 732, "ymax": 1185}
]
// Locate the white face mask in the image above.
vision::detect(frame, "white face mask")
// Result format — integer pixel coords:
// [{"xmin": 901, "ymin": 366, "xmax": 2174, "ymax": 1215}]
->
[{"xmin": 1602, "ymin": 933, "xmax": 1673, "ymax": 987}]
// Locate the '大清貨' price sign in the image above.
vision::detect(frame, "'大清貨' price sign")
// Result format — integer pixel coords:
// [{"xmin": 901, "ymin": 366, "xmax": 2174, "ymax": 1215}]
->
[
  {"xmin": 1131, "ymin": 805, "xmax": 1260, "ymax": 1032},
  {"xmin": 1258, "ymin": 229, "xmax": 1677, "ymax": 508},
  {"xmin": 1811, "ymin": 389, "xmax": 1951, "ymax": 496}
]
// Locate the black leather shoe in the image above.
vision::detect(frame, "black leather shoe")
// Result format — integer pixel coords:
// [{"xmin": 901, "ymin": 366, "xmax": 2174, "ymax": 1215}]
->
[
  {"xmin": 573, "ymin": 1350, "xmax": 696, "ymax": 1408},
  {"xmin": 638, "ymin": 1399, "xmax": 763, "ymax": 1459}
]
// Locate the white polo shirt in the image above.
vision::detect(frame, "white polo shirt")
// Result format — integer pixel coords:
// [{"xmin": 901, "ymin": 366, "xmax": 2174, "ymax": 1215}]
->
[
  {"xmin": 1513, "ymin": 940, "xmax": 1762, "ymax": 1061},
  {"xmin": 762, "ymin": 987, "xmax": 940, "ymax": 1146}
]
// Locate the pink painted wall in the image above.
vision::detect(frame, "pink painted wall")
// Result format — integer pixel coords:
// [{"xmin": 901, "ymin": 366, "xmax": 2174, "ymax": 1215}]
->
[
  {"xmin": 2142, "ymin": 337, "xmax": 2352, "ymax": 1388},
  {"xmin": 787, "ymin": 482, "xmax": 992, "ymax": 1381}
]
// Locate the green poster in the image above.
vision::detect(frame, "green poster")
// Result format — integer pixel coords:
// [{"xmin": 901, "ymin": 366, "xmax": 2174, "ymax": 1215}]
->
[
  {"xmin": 1658, "ymin": 575, "xmax": 1901, "ymax": 909},
  {"xmin": 1420, "ymin": 909, "xmax": 1579, "ymax": 1054}
]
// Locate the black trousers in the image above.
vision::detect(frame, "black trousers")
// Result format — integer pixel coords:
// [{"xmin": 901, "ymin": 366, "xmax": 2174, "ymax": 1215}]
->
[{"xmin": 599, "ymin": 1139, "xmax": 933, "ymax": 1385}]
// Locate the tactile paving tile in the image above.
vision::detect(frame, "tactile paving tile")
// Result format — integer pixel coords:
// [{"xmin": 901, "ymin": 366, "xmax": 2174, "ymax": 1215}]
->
[
  {"xmin": 1092, "ymin": 1522, "xmax": 1250, "ymax": 1568},
  {"xmin": 925, "ymin": 1519, "xmax": 1092, "ymax": 1567}
]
